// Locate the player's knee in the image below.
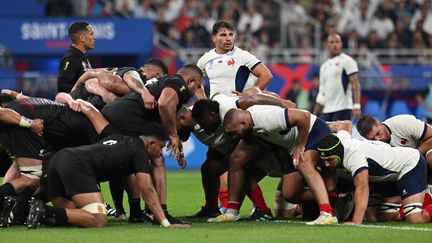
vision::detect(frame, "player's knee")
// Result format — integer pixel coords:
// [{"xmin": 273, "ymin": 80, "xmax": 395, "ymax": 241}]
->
[{"xmin": 403, "ymin": 202, "xmax": 424, "ymax": 223}]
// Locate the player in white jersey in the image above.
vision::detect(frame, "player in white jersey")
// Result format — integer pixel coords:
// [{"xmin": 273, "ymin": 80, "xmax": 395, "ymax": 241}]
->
[
  {"xmin": 195, "ymin": 20, "xmax": 273, "ymax": 99},
  {"xmin": 317, "ymin": 130, "xmax": 432, "ymax": 224},
  {"xmin": 357, "ymin": 115, "xmax": 432, "ymax": 178},
  {"xmin": 219, "ymin": 105, "xmax": 337, "ymax": 225},
  {"xmin": 178, "ymin": 94, "xmax": 294, "ymax": 220},
  {"xmin": 313, "ymin": 34, "xmax": 361, "ymax": 121}
]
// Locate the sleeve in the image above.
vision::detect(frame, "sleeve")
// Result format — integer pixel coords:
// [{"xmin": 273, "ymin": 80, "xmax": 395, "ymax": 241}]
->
[
  {"xmin": 99, "ymin": 124, "xmax": 122, "ymax": 138},
  {"xmin": 132, "ymin": 145, "xmax": 151, "ymax": 174},
  {"xmin": 343, "ymin": 55, "xmax": 359, "ymax": 76},
  {"xmin": 241, "ymin": 50, "xmax": 261, "ymax": 70},
  {"xmin": 336, "ymin": 130, "xmax": 352, "ymax": 140},
  {"xmin": 164, "ymin": 76, "xmax": 191, "ymax": 102},
  {"xmin": 212, "ymin": 94, "xmax": 239, "ymax": 118},
  {"xmin": 344, "ymin": 149, "xmax": 368, "ymax": 177},
  {"xmin": 389, "ymin": 115, "xmax": 426, "ymax": 141},
  {"xmin": 57, "ymin": 56, "xmax": 82, "ymax": 92}
]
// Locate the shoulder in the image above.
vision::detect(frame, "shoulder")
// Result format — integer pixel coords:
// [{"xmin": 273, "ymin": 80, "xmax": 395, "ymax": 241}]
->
[
  {"xmin": 340, "ymin": 53, "xmax": 357, "ymax": 63},
  {"xmin": 197, "ymin": 49, "xmax": 217, "ymax": 67}
]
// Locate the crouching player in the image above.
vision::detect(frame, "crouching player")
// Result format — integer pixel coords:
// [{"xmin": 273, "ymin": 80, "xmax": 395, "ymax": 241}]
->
[
  {"xmin": 26, "ymin": 100, "xmax": 189, "ymax": 228},
  {"xmin": 317, "ymin": 129, "xmax": 432, "ymax": 224}
]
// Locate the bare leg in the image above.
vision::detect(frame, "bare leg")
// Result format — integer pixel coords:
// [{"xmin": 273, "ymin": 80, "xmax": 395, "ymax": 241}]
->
[{"xmin": 403, "ymin": 192, "xmax": 431, "ymax": 223}]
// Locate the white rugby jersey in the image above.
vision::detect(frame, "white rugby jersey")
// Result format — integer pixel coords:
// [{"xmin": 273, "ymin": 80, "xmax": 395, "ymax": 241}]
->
[
  {"xmin": 192, "ymin": 94, "xmax": 240, "ymax": 153},
  {"xmin": 317, "ymin": 53, "xmax": 359, "ymax": 113},
  {"xmin": 336, "ymin": 130, "xmax": 420, "ymax": 182},
  {"xmin": 197, "ymin": 46, "xmax": 261, "ymax": 97},
  {"xmin": 382, "ymin": 114, "xmax": 427, "ymax": 148},
  {"xmin": 247, "ymin": 105, "xmax": 317, "ymax": 154}
]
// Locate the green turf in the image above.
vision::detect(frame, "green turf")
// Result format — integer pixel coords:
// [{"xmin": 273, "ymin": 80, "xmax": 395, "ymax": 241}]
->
[{"xmin": 1, "ymin": 171, "xmax": 431, "ymax": 243}]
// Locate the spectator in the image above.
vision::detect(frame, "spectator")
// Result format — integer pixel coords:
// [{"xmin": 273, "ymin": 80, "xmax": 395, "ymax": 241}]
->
[
  {"xmin": 370, "ymin": 7, "xmax": 395, "ymax": 40},
  {"xmin": 237, "ymin": 5, "xmax": 263, "ymax": 34},
  {"xmin": 133, "ymin": 0, "xmax": 157, "ymax": 19}
]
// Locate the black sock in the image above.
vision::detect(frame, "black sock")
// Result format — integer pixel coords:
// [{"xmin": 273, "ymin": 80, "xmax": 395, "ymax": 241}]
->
[
  {"xmin": 109, "ymin": 177, "xmax": 125, "ymax": 213},
  {"xmin": 162, "ymin": 204, "xmax": 167, "ymax": 212},
  {"xmin": 128, "ymin": 198, "xmax": 141, "ymax": 216},
  {"xmin": 0, "ymin": 183, "xmax": 16, "ymax": 208},
  {"xmin": 45, "ymin": 205, "xmax": 68, "ymax": 226}
]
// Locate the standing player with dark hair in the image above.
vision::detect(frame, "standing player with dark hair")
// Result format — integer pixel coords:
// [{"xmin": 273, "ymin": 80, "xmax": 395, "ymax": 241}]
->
[
  {"xmin": 195, "ymin": 20, "xmax": 273, "ymax": 99},
  {"xmin": 57, "ymin": 22, "xmax": 95, "ymax": 93},
  {"xmin": 313, "ymin": 33, "xmax": 362, "ymax": 121}
]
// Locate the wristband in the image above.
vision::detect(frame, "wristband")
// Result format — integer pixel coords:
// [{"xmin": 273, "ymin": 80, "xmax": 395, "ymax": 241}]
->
[
  {"xmin": 160, "ymin": 219, "xmax": 171, "ymax": 227},
  {"xmin": 353, "ymin": 103, "xmax": 361, "ymax": 109},
  {"xmin": 19, "ymin": 116, "xmax": 33, "ymax": 128}
]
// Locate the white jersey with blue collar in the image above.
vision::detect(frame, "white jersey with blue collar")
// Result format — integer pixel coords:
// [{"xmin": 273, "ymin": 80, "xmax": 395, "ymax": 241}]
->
[{"xmin": 197, "ymin": 46, "xmax": 261, "ymax": 98}]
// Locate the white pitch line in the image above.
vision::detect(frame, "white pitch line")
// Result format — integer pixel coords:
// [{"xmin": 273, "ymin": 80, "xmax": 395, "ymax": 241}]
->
[{"xmin": 272, "ymin": 220, "xmax": 432, "ymax": 232}]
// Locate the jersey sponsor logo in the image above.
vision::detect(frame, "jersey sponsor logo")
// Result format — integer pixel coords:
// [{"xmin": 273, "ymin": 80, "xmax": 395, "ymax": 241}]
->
[
  {"xmin": 402, "ymin": 189, "xmax": 407, "ymax": 195},
  {"xmin": 400, "ymin": 138, "xmax": 408, "ymax": 145},
  {"xmin": 63, "ymin": 61, "xmax": 69, "ymax": 71},
  {"xmin": 227, "ymin": 58, "xmax": 235, "ymax": 67},
  {"xmin": 102, "ymin": 140, "xmax": 118, "ymax": 146}
]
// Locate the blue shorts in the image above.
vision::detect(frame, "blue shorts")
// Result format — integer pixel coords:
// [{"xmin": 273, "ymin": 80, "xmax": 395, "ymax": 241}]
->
[
  {"xmin": 284, "ymin": 117, "xmax": 332, "ymax": 174},
  {"xmin": 322, "ymin": 109, "xmax": 352, "ymax": 122},
  {"xmin": 397, "ymin": 154, "xmax": 428, "ymax": 200}
]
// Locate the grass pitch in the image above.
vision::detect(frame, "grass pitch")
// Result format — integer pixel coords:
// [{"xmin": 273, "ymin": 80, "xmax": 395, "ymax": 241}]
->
[{"xmin": 1, "ymin": 170, "xmax": 431, "ymax": 243}]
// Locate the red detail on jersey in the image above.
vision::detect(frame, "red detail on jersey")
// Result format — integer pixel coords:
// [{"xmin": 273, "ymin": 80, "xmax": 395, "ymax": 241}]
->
[
  {"xmin": 400, "ymin": 138, "xmax": 408, "ymax": 145},
  {"xmin": 227, "ymin": 58, "xmax": 235, "ymax": 66},
  {"xmin": 335, "ymin": 62, "xmax": 340, "ymax": 66}
]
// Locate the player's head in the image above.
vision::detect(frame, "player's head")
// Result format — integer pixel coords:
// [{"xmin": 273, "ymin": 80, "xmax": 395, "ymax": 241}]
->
[
  {"xmin": 356, "ymin": 115, "xmax": 390, "ymax": 142},
  {"xmin": 177, "ymin": 64, "xmax": 203, "ymax": 95},
  {"xmin": 176, "ymin": 106, "xmax": 195, "ymax": 141},
  {"xmin": 139, "ymin": 123, "xmax": 169, "ymax": 159},
  {"xmin": 326, "ymin": 33, "xmax": 342, "ymax": 57},
  {"xmin": 212, "ymin": 20, "xmax": 235, "ymax": 54},
  {"xmin": 0, "ymin": 93, "xmax": 14, "ymax": 107},
  {"xmin": 317, "ymin": 134, "xmax": 344, "ymax": 168},
  {"xmin": 140, "ymin": 58, "xmax": 169, "ymax": 78},
  {"xmin": 191, "ymin": 99, "xmax": 221, "ymax": 134},
  {"xmin": 68, "ymin": 22, "xmax": 95, "ymax": 51},
  {"xmin": 223, "ymin": 108, "xmax": 253, "ymax": 141}
]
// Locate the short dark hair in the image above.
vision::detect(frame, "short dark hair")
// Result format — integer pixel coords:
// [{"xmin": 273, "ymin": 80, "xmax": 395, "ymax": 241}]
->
[
  {"xmin": 144, "ymin": 58, "xmax": 169, "ymax": 75},
  {"xmin": 68, "ymin": 22, "xmax": 90, "ymax": 42},
  {"xmin": 191, "ymin": 99, "xmax": 219, "ymax": 122},
  {"xmin": 140, "ymin": 122, "xmax": 169, "ymax": 142},
  {"xmin": 356, "ymin": 115, "xmax": 380, "ymax": 138},
  {"xmin": 178, "ymin": 64, "xmax": 203, "ymax": 79},
  {"xmin": 212, "ymin": 20, "xmax": 234, "ymax": 35}
]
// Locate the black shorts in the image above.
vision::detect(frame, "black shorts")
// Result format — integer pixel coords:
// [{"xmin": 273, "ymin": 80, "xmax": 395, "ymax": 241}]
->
[
  {"xmin": 9, "ymin": 127, "xmax": 47, "ymax": 160},
  {"xmin": 47, "ymin": 150, "xmax": 100, "ymax": 199}
]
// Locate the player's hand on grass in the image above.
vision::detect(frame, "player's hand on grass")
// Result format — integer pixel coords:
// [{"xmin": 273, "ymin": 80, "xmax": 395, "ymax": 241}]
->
[
  {"xmin": 30, "ymin": 119, "xmax": 44, "ymax": 136},
  {"xmin": 141, "ymin": 93, "xmax": 157, "ymax": 109}
]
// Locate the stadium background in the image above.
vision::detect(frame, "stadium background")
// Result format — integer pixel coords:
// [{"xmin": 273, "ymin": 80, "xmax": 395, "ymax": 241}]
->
[{"xmin": 0, "ymin": 0, "xmax": 431, "ymax": 169}]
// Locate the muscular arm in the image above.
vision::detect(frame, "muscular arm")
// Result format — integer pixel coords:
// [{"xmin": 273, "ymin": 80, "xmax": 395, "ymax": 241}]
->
[
  {"xmin": 76, "ymin": 99, "xmax": 109, "ymax": 135},
  {"xmin": 350, "ymin": 169, "xmax": 369, "ymax": 224},
  {"xmin": 123, "ymin": 71, "xmax": 157, "ymax": 109},
  {"xmin": 287, "ymin": 108, "xmax": 311, "ymax": 164},
  {"xmin": 71, "ymin": 70, "xmax": 100, "ymax": 91},
  {"xmin": 135, "ymin": 172, "xmax": 168, "ymax": 226},
  {"xmin": 158, "ymin": 88, "xmax": 183, "ymax": 163},
  {"xmin": 237, "ymin": 94, "xmax": 296, "ymax": 110},
  {"xmin": 0, "ymin": 107, "xmax": 43, "ymax": 136},
  {"xmin": 416, "ymin": 125, "xmax": 432, "ymax": 154},
  {"xmin": 350, "ymin": 73, "xmax": 362, "ymax": 119},
  {"xmin": 250, "ymin": 63, "xmax": 273, "ymax": 90},
  {"xmin": 1, "ymin": 89, "xmax": 29, "ymax": 100}
]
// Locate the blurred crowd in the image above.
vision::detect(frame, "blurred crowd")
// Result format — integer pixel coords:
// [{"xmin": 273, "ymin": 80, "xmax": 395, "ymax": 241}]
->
[{"xmin": 44, "ymin": 0, "xmax": 432, "ymax": 51}]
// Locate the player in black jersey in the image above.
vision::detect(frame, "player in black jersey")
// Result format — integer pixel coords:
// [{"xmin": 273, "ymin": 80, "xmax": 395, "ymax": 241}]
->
[
  {"xmin": 26, "ymin": 100, "xmax": 188, "ymax": 229},
  {"xmin": 57, "ymin": 22, "xmax": 95, "ymax": 93},
  {"xmin": 0, "ymin": 91, "xmax": 101, "ymax": 220}
]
